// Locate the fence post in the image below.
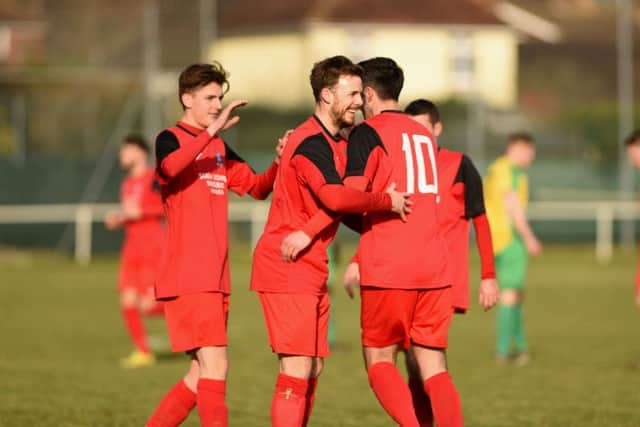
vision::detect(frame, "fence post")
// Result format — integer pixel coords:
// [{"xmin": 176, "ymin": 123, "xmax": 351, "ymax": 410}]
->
[
  {"xmin": 595, "ymin": 204, "xmax": 614, "ymax": 264},
  {"xmin": 75, "ymin": 205, "xmax": 93, "ymax": 265},
  {"xmin": 250, "ymin": 203, "xmax": 267, "ymax": 249}
]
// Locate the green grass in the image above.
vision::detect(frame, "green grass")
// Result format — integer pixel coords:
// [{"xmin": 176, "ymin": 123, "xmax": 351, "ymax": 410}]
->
[{"xmin": 1, "ymin": 244, "xmax": 640, "ymax": 426}]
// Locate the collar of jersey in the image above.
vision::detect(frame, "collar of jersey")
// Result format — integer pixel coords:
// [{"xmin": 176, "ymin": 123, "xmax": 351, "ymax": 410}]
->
[
  {"xmin": 381, "ymin": 109, "xmax": 405, "ymax": 115},
  {"xmin": 312, "ymin": 115, "xmax": 342, "ymax": 142},
  {"xmin": 176, "ymin": 121, "xmax": 206, "ymax": 137}
]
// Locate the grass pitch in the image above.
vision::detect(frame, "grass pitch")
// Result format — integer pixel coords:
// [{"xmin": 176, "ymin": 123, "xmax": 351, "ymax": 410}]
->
[{"xmin": 1, "ymin": 244, "xmax": 639, "ymax": 426}]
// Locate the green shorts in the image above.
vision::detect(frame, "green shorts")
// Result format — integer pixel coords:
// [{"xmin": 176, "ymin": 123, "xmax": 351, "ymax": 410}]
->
[{"xmin": 495, "ymin": 237, "xmax": 528, "ymax": 290}]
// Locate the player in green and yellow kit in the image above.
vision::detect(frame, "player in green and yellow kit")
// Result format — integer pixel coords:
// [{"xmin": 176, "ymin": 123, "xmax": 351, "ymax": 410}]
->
[{"xmin": 484, "ymin": 133, "xmax": 542, "ymax": 364}]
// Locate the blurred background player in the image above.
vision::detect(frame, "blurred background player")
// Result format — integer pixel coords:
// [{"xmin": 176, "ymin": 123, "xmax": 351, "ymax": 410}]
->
[
  {"xmin": 146, "ymin": 62, "xmax": 284, "ymax": 427},
  {"xmin": 104, "ymin": 134, "xmax": 164, "ymax": 369},
  {"xmin": 484, "ymin": 132, "xmax": 542, "ymax": 365},
  {"xmin": 625, "ymin": 129, "xmax": 640, "ymax": 309},
  {"xmin": 343, "ymin": 98, "xmax": 500, "ymax": 426}
]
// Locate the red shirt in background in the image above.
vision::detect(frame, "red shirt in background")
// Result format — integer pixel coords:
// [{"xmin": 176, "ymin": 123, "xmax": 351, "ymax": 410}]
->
[{"xmin": 120, "ymin": 168, "xmax": 164, "ymax": 261}]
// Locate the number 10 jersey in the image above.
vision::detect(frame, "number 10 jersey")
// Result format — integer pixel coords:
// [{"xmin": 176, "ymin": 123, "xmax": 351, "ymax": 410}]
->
[{"xmin": 345, "ymin": 110, "xmax": 450, "ymax": 290}]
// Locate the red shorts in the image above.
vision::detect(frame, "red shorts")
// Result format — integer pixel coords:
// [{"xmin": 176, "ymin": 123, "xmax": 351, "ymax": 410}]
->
[
  {"xmin": 163, "ymin": 292, "xmax": 229, "ymax": 353},
  {"xmin": 360, "ymin": 286, "xmax": 454, "ymax": 350},
  {"xmin": 258, "ymin": 292, "xmax": 330, "ymax": 357},
  {"xmin": 118, "ymin": 254, "xmax": 158, "ymax": 293}
]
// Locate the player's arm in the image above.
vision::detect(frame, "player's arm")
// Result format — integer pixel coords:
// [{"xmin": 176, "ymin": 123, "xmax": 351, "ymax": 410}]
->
[
  {"xmin": 459, "ymin": 155, "xmax": 499, "ymax": 310},
  {"xmin": 226, "ymin": 129, "xmax": 292, "ymax": 199},
  {"xmin": 156, "ymin": 100, "xmax": 247, "ymax": 181},
  {"xmin": 280, "ymin": 124, "xmax": 398, "ymax": 261},
  {"xmin": 504, "ymin": 177, "xmax": 542, "ymax": 256},
  {"xmin": 280, "ymin": 131, "xmax": 409, "ymax": 261},
  {"xmin": 296, "ymin": 124, "xmax": 388, "ymax": 237},
  {"xmin": 291, "ymin": 135, "xmax": 407, "ymax": 214},
  {"xmin": 225, "ymin": 143, "xmax": 278, "ymax": 200}
]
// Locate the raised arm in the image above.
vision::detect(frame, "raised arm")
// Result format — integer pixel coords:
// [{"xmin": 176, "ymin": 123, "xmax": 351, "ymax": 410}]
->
[{"xmin": 156, "ymin": 100, "xmax": 248, "ymax": 181}]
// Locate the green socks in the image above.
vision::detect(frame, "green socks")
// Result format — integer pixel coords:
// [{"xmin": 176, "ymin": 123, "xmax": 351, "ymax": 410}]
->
[{"xmin": 497, "ymin": 304, "xmax": 527, "ymax": 357}]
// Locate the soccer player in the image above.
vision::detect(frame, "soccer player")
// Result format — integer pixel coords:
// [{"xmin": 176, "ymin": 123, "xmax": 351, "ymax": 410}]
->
[
  {"xmin": 342, "ymin": 99, "xmax": 499, "ymax": 426},
  {"xmin": 250, "ymin": 55, "xmax": 411, "ymax": 427},
  {"xmin": 624, "ymin": 129, "xmax": 640, "ymax": 308},
  {"xmin": 282, "ymin": 57, "xmax": 463, "ymax": 427},
  {"xmin": 145, "ymin": 62, "xmax": 284, "ymax": 427},
  {"xmin": 105, "ymin": 134, "xmax": 165, "ymax": 368},
  {"xmin": 484, "ymin": 132, "xmax": 542, "ymax": 365}
]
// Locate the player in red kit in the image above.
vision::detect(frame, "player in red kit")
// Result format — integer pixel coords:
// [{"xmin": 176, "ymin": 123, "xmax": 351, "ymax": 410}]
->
[
  {"xmin": 343, "ymin": 99, "xmax": 499, "ymax": 426},
  {"xmin": 145, "ymin": 63, "xmax": 284, "ymax": 427},
  {"xmin": 250, "ymin": 56, "xmax": 411, "ymax": 427},
  {"xmin": 282, "ymin": 58, "xmax": 464, "ymax": 427},
  {"xmin": 105, "ymin": 134, "xmax": 165, "ymax": 368}
]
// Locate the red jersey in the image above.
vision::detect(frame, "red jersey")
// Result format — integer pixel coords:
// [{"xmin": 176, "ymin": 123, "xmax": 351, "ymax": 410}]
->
[
  {"xmin": 251, "ymin": 116, "xmax": 348, "ymax": 295},
  {"xmin": 437, "ymin": 148, "xmax": 493, "ymax": 311},
  {"xmin": 154, "ymin": 121, "xmax": 278, "ymax": 299},
  {"xmin": 120, "ymin": 168, "xmax": 164, "ymax": 258},
  {"xmin": 346, "ymin": 111, "xmax": 449, "ymax": 290}
]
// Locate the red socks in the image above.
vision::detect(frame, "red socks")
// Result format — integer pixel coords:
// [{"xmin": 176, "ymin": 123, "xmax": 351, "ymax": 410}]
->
[
  {"xmin": 302, "ymin": 377, "xmax": 318, "ymax": 427},
  {"xmin": 409, "ymin": 377, "xmax": 434, "ymax": 427},
  {"xmin": 271, "ymin": 373, "xmax": 309, "ymax": 427},
  {"xmin": 197, "ymin": 379, "xmax": 228, "ymax": 427},
  {"xmin": 146, "ymin": 380, "xmax": 196, "ymax": 427},
  {"xmin": 122, "ymin": 307, "xmax": 150, "ymax": 354},
  {"xmin": 367, "ymin": 362, "xmax": 420, "ymax": 427},
  {"xmin": 423, "ymin": 372, "xmax": 463, "ymax": 427}
]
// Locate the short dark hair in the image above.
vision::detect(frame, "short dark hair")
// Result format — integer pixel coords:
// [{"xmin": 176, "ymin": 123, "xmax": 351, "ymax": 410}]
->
[
  {"xmin": 309, "ymin": 55, "xmax": 363, "ymax": 102},
  {"xmin": 358, "ymin": 57, "xmax": 404, "ymax": 101},
  {"xmin": 625, "ymin": 129, "xmax": 640, "ymax": 147},
  {"xmin": 122, "ymin": 134, "xmax": 149, "ymax": 154},
  {"xmin": 404, "ymin": 99, "xmax": 440, "ymax": 125},
  {"xmin": 508, "ymin": 132, "xmax": 534, "ymax": 145},
  {"xmin": 178, "ymin": 62, "xmax": 230, "ymax": 109}
]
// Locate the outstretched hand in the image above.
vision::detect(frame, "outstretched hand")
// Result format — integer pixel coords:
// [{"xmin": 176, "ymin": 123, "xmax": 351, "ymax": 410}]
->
[{"xmin": 207, "ymin": 100, "xmax": 249, "ymax": 136}]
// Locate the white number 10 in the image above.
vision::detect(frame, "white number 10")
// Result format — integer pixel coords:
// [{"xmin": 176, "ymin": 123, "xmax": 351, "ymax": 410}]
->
[{"xmin": 401, "ymin": 133, "xmax": 438, "ymax": 195}]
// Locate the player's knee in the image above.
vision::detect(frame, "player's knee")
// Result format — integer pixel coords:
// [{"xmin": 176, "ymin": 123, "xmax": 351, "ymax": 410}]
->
[
  {"xmin": 119, "ymin": 289, "xmax": 138, "ymax": 308},
  {"xmin": 196, "ymin": 346, "xmax": 228, "ymax": 380},
  {"xmin": 183, "ymin": 361, "xmax": 200, "ymax": 391},
  {"xmin": 500, "ymin": 289, "xmax": 520, "ymax": 305},
  {"xmin": 412, "ymin": 346, "xmax": 447, "ymax": 380},
  {"xmin": 139, "ymin": 296, "xmax": 156, "ymax": 314},
  {"xmin": 364, "ymin": 346, "xmax": 396, "ymax": 368},
  {"xmin": 279, "ymin": 355, "xmax": 313, "ymax": 379}
]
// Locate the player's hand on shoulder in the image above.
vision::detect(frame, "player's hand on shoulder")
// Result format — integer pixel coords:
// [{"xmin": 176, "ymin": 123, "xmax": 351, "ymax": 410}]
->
[
  {"xmin": 275, "ymin": 129, "xmax": 293, "ymax": 164},
  {"xmin": 280, "ymin": 230, "xmax": 312, "ymax": 262},
  {"xmin": 104, "ymin": 210, "xmax": 124, "ymax": 230},
  {"xmin": 385, "ymin": 182, "xmax": 412, "ymax": 222},
  {"xmin": 479, "ymin": 278, "xmax": 499, "ymax": 311},
  {"xmin": 343, "ymin": 262, "xmax": 360, "ymax": 299},
  {"xmin": 525, "ymin": 235, "xmax": 542, "ymax": 256},
  {"xmin": 207, "ymin": 99, "xmax": 249, "ymax": 136}
]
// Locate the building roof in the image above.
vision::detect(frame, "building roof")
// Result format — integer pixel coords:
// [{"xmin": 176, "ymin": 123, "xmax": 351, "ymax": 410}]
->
[{"xmin": 219, "ymin": 0, "xmax": 504, "ymax": 35}]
